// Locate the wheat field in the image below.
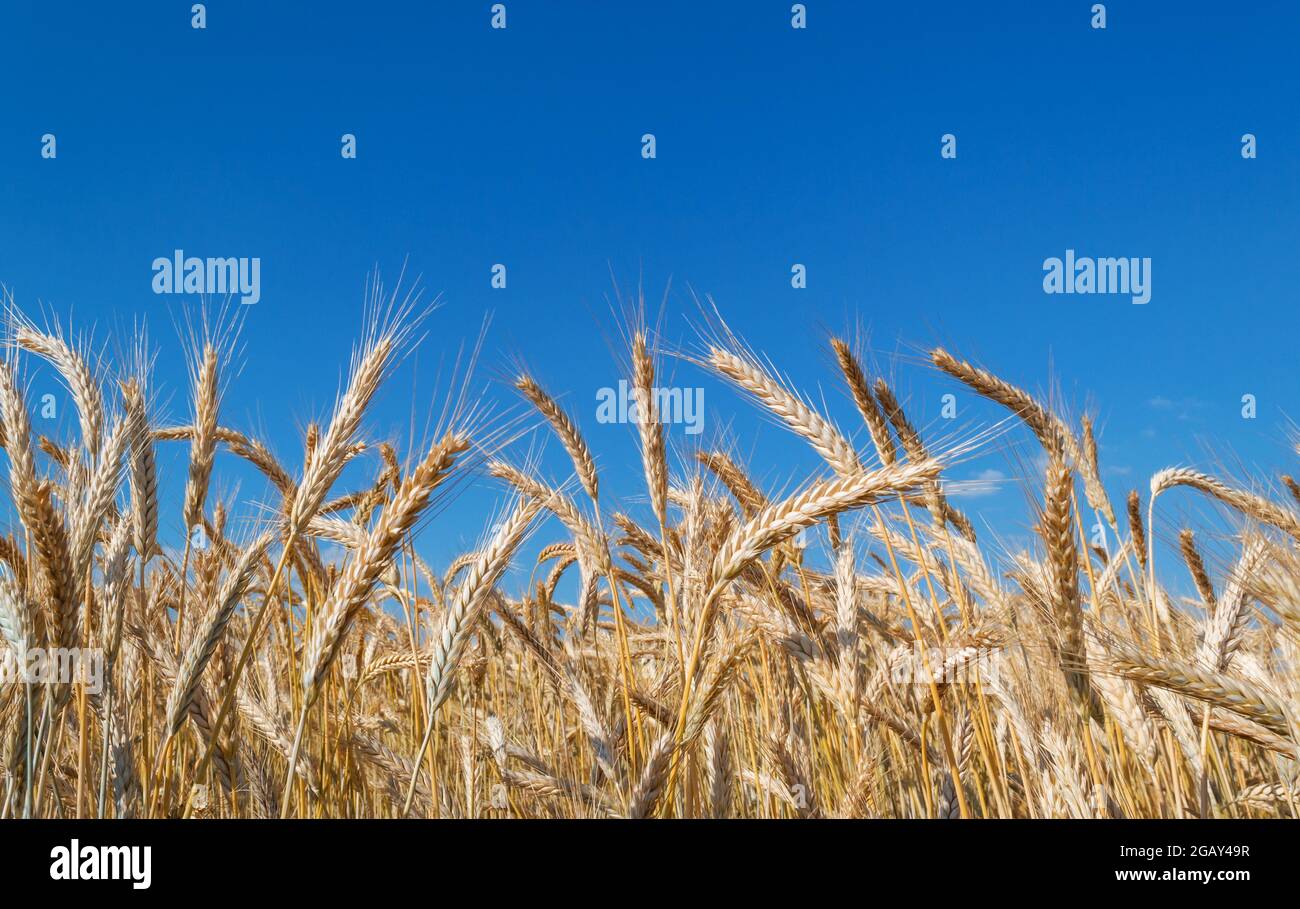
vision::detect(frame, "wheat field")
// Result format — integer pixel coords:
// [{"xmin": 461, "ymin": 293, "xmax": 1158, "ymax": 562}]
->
[{"xmin": 0, "ymin": 290, "xmax": 1297, "ymax": 820}]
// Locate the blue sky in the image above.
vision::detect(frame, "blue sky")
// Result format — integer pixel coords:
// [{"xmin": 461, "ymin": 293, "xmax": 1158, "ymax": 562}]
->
[{"xmin": 1, "ymin": 1, "xmax": 1297, "ymax": 581}]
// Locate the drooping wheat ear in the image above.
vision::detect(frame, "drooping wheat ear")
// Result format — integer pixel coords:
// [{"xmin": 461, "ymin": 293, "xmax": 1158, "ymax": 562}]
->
[
  {"xmin": 632, "ymin": 333, "xmax": 669, "ymax": 529},
  {"xmin": 122, "ymin": 380, "xmax": 158, "ymax": 560},
  {"xmin": 443, "ymin": 551, "xmax": 478, "ymax": 586},
  {"xmin": 288, "ymin": 329, "xmax": 397, "ymax": 534},
  {"xmin": 709, "ymin": 459, "xmax": 941, "ymax": 607},
  {"xmin": 156, "ymin": 424, "xmax": 294, "ymax": 497},
  {"xmin": 1103, "ymin": 638, "xmax": 1294, "ymax": 739},
  {"xmin": 300, "ymin": 431, "xmax": 468, "ymax": 707},
  {"xmin": 15, "ymin": 323, "xmax": 103, "ymax": 458},
  {"xmin": 871, "ymin": 375, "xmax": 973, "ymax": 542},
  {"xmin": 933, "ymin": 347, "xmax": 1067, "ymax": 450},
  {"xmin": 611, "ymin": 512, "xmax": 663, "ymax": 563},
  {"xmin": 164, "ymin": 533, "xmax": 272, "ymax": 740},
  {"xmin": 1197, "ymin": 538, "xmax": 1269, "ymax": 674},
  {"xmin": 1282, "ymin": 474, "xmax": 1300, "ymax": 508},
  {"xmin": 870, "ymin": 379, "xmax": 924, "ymax": 462},
  {"xmin": 709, "ymin": 346, "xmax": 863, "ymax": 478},
  {"xmin": 35, "ymin": 435, "xmax": 68, "ymax": 467},
  {"xmin": 1042, "ymin": 458, "xmax": 1089, "ymax": 711},
  {"xmin": 1077, "ymin": 415, "xmax": 1115, "ymax": 524},
  {"xmin": 931, "ymin": 348, "xmax": 1116, "ymax": 526},
  {"xmin": 1083, "ymin": 628, "xmax": 1158, "ymax": 766},
  {"xmin": 1126, "ymin": 490, "xmax": 1147, "ymax": 568},
  {"xmin": 516, "ymin": 374, "xmax": 599, "ymax": 503},
  {"xmin": 1150, "ymin": 467, "xmax": 1300, "ymax": 543},
  {"xmin": 830, "ymin": 338, "xmax": 896, "ymax": 465},
  {"xmin": 533, "ymin": 540, "xmax": 569, "ymax": 561},
  {"xmin": 182, "ymin": 343, "xmax": 219, "ymax": 531},
  {"xmin": 697, "ymin": 450, "xmax": 767, "ymax": 518},
  {"xmin": 871, "ymin": 378, "xmax": 967, "ymax": 539},
  {"xmin": 1178, "ymin": 529, "xmax": 1216, "ymax": 610},
  {"xmin": 488, "ymin": 460, "xmax": 606, "ymax": 567},
  {"xmin": 305, "ymin": 515, "xmax": 367, "ymax": 549}
]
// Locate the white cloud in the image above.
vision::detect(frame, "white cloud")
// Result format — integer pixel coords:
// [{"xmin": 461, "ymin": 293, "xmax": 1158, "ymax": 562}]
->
[
  {"xmin": 1147, "ymin": 395, "xmax": 1206, "ymax": 421},
  {"xmin": 945, "ymin": 468, "xmax": 1006, "ymax": 499}
]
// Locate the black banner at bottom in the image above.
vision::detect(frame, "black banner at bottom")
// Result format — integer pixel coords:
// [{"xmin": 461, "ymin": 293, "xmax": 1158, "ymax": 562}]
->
[{"xmin": 0, "ymin": 819, "xmax": 1277, "ymax": 895}]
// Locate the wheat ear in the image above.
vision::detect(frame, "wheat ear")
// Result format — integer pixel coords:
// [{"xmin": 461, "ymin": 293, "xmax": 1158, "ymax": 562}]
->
[
  {"xmin": 163, "ymin": 533, "xmax": 272, "ymax": 740},
  {"xmin": 516, "ymin": 374, "xmax": 599, "ymax": 502},
  {"xmin": 709, "ymin": 346, "xmax": 862, "ymax": 478},
  {"xmin": 404, "ymin": 497, "xmax": 542, "ymax": 814}
]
